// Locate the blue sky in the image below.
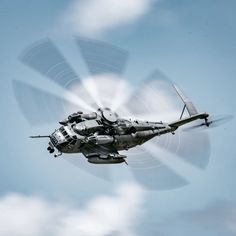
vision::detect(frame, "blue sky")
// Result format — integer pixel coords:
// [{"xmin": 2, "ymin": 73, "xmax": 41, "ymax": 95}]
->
[{"xmin": 0, "ymin": 0, "xmax": 236, "ymax": 235}]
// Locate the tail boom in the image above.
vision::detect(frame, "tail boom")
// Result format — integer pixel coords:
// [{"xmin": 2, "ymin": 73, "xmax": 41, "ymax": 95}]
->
[{"xmin": 169, "ymin": 113, "xmax": 209, "ymax": 128}]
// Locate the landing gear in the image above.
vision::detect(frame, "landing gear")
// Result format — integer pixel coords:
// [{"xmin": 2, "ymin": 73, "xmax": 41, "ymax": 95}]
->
[
  {"xmin": 47, "ymin": 146, "xmax": 62, "ymax": 157},
  {"xmin": 54, "ymin": 152, "xmax": 62, "ymax": 158},
  {"xmin": 49, "ymin": 149, "xmax": 54, "ymax": 154},
  {"xmin": 47, "ymin": 146, "xmax": 54, "ymax": 153}
]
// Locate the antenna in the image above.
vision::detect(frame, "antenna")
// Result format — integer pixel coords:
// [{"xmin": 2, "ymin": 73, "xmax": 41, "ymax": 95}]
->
[{"xmin": 29, "ymin": 135, "xmax": 50, "ymax": 138}]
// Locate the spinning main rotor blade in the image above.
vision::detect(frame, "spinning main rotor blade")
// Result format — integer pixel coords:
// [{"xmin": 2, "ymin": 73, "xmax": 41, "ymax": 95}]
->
[
  {"xmin": 64, "ymin": 156, "xmax": 110, "ymax": 181},
  {"xmin": 12, "ymin": 80, "xmax": 71, "ymax": 125},
  {"xmin": 15, "ymin": 37, "xmax": 212, "ymax": 190},
  {"xmin": 19, "ymin": 38, "xmax": 81, "ymax": 88},
  {"xmin": 126, "ymin": 130, "xmax": 210, "ymax": 190},
  {"xmin": 119, "ymin": 70, "xmax": 183, "ymax": 121},
  {"xmin": 129, "ymin": 161, "xmax": 189, "ymax": 190},
  {"xmin": 120, "ymin": 69, "xmax": 211, "ymax": 189},
  {"xmin": 16, "ymin": 38, "xmax": 99, "ymax": 123},
  {"xmin": 76, "ymin": 37, "xmax": 129, "ymax": 76},
  {"xmin": 75, "ymin": 38, "xmax": 130, "ymax": 109},
  {"xmin": 17, "ymin": 38, "xmax": 116, "ymax": 180},
  {"xmin": 151, "ymin": 131, "xmax": 210, "ymax": 170},
  {"xmin": 183, "ymin": 114, "xmax": 233, "ymax": 131},
  {"xmin": 126, "ymin": 145, "xmax": 189, "ymax": 190},
  {"xmin": 12, "ymin": 79, "xmax": 96, "ymax": 125}
]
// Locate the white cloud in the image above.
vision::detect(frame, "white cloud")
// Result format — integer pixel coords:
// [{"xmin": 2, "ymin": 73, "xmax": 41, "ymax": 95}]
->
[
  {"xmin": 0, "ymin": 182, "xmax": 144, "ymax": 236},
  {"xmin": 64, "ymin": 0, "xmax": 153, "ymax": 35}
]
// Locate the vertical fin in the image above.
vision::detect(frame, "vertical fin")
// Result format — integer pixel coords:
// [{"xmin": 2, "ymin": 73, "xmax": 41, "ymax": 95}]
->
[{"xmin": 173, "ymin": 84, "xmax": 198, "ymax": 116}]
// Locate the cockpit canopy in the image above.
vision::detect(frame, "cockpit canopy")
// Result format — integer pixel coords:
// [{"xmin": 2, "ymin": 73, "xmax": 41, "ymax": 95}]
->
[{"xmin": 51, "ymin": 126, "xmax": 76, "ymax": 148}]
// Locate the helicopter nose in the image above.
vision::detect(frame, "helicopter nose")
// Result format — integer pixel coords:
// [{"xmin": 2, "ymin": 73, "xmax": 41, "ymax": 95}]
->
[{"xmin": 50, "ymin": 134, "xmax": 59, "ymax": 147}]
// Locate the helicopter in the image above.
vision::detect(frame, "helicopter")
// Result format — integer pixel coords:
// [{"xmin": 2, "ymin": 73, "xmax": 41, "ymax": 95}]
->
[{"xmin": 30, "ymin": 84, "xmax": 216, "ymax": 164}]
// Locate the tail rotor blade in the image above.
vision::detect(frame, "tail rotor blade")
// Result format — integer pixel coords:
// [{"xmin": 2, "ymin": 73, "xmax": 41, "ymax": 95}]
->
[
  {"xmin": 208, "ymin": 114, "xmax": 233, "ymax": 128},
  {"xmin": 183, "ymin": 114, "xmax": 233, "ymax": 131}
]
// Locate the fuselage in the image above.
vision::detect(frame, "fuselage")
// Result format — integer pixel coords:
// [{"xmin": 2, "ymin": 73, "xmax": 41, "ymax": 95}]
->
[
  {"xmin": 31, "ymin": 85, "xmax": 211, "ymax": 161},
  {"xmin": 48, "ymin": 109, "xmax": 176, "ymax": 155}
]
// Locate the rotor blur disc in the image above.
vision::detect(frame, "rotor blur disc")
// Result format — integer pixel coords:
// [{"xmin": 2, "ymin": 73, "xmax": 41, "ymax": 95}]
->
[{"xmin": 14, "ymin": 37, "xmax": 214, "ymax": 191}]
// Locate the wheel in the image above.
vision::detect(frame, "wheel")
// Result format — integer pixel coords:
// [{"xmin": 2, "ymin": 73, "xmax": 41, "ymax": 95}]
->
[{"xmin": 49, "ymin": 148, "xmax": 54, "ymax": 154}]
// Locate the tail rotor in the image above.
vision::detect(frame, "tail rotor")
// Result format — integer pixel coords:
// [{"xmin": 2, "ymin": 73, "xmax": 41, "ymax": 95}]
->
[{"xmin": 183, "ymin": 114, "xmax": 233, "ymax": 131}]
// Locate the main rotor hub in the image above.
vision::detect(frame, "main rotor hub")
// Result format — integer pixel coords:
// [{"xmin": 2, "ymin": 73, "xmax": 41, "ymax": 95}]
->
[{"xmin": 102, "ymin": 109, "xmax": 118, "ymax": 123}]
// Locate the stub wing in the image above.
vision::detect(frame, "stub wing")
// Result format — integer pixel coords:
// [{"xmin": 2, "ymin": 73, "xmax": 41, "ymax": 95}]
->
[{"xmin": 81, "ymin": 144, "xmax": 126, "ymax": 164}]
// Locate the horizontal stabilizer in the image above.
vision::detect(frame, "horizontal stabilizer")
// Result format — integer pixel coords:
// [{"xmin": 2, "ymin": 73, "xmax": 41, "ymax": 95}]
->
[{"xmin": 169, "ymin": 113, "xmax": 209, "ymax": 128}]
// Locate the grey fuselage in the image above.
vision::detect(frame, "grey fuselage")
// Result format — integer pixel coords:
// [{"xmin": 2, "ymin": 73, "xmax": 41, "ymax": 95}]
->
[{"xmin": 48, "ymin": 109, "xmax": 176, "ymax": 155}]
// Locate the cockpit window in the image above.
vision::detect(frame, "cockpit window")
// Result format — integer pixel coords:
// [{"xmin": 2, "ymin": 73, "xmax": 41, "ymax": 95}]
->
[{"xmin": 59, "ymin": 127, "xmax": 67, "ymax": 136}]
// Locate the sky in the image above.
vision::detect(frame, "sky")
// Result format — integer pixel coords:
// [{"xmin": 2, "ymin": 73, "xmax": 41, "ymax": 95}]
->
[{"xmin": 0, "ymin": 0, "xmax": 236, "ymax": 235}]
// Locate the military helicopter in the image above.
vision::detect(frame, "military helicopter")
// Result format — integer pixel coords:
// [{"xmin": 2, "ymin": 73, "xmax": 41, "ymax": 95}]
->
[
  {"xmin": 14, "ymin": 37, "xmax": 234, "ymax": 190},
  {"xmin": 30, "ymin": 84, "xmax": 215, "ymax": 164}
]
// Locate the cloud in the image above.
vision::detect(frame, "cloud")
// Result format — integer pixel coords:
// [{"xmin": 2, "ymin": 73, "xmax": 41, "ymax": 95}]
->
[
  {"xmin": 0, "ymin": 182, "xmax": 144, "ymax": 236},
  {"xmin": 64, "ymin": 0, "xmax": 153, "ymax": 35}
]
